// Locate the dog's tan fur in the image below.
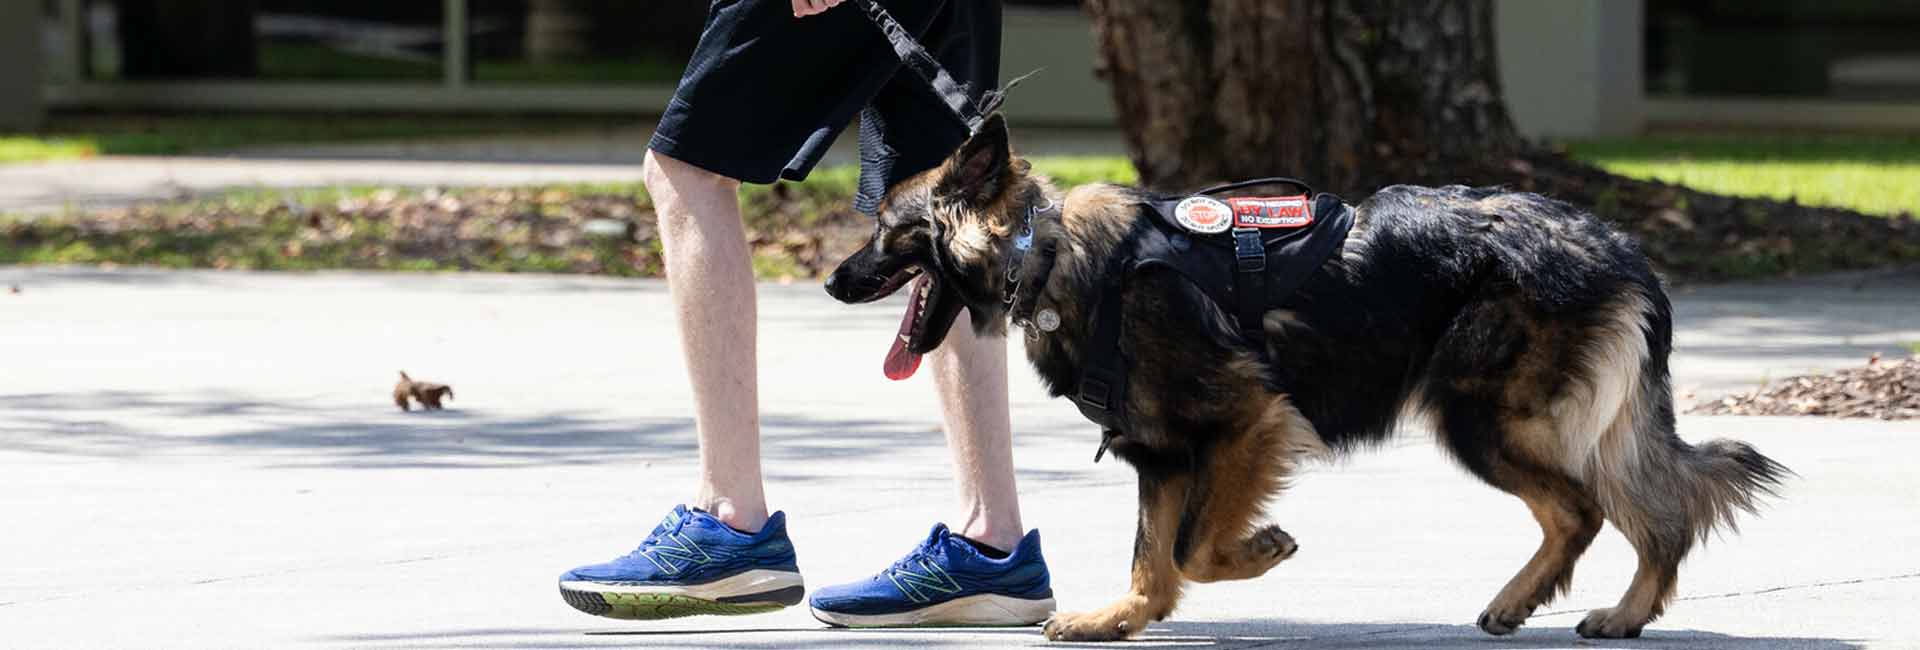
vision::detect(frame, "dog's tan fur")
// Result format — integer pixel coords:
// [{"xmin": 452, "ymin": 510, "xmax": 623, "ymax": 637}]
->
[
  {"xmin": 393, "ymin": 371, "xmax": 453, "ymax": 411},
  {"xmin": 829, "ymin": 114, "xmax": 1785, "ymax": 642}
]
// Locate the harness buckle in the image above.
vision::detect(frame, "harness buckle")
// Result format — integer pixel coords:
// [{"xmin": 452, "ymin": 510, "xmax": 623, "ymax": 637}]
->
[
  {"xmin": 1078, "ymin": 375, "xmax": 1113, "ymax": 411},
  {"xmin": 1233, "ymin": 227, "xmax": 1266, "ymax": 272}
]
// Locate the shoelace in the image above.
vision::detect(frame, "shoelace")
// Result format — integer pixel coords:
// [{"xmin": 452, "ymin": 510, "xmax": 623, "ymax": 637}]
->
[
  {"xmin": 884, "ymin": 534, "xmax": 945, "ymax": 578},
  {"xmin": 624, "ymin": 512, "xmax": 691, "ymax": 561}
]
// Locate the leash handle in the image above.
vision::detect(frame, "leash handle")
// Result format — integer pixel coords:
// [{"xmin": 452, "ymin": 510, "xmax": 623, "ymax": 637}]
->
[
  {"xmin": 852, "ymin": 0, "xmax": 984, "ymax": 132},
  {"xmin": 1196, "ymin": 177, "xmax": 1316, "ymax": 197}
]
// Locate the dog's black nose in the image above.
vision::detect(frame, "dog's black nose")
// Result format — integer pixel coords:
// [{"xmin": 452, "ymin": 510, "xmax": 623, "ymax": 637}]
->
[{"xmin": 824, "ymin": 272, "xmax": 843, "ymax": 299}]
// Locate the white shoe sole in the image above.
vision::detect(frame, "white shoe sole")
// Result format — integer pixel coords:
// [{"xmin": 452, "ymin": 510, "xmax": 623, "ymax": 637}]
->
[
  {"xmin": 560, "ymin": 568, "xmax": 804, "ymax": 601},
  {"xmin": 559, "ymin": 569, "xmax": 806, "ymax": 620},
  {"xmin": 810, "ymin": 593, "xmax": 1056, "ymax": 628}
]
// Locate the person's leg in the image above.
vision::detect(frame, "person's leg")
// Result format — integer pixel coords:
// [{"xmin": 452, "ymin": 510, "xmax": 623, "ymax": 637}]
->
[
  {"xmin": 642, "ymin": 149, "xmax": 769, "ymax": 534},
  {"xmin": 928, "ymin": 317, "xmax": 1024, "ymax": 552},
  {"xmin": 809, "ymin": 0, "xmax": 1052, "ymax": 628},
  {"xmin": 558, "ymin": 149, "xmax": 804, "ymax": 621}
]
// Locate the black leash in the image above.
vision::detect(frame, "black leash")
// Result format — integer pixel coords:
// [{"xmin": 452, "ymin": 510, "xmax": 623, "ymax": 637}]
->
[{"xmin": 851, "ymin": 0, "xmax": 1035, "ymax": 135}]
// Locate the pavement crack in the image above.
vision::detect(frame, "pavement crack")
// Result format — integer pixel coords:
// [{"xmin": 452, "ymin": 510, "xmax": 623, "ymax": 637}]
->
[
  {"xmin": 1537, "ymin": 570, "xmax": 1920, "ymax": 618},
  {"xmin": 1214, "ymin": 572, "xmax": 1920, "ymax": 648},
  {"xmin": 1234, "ymin": 623, "xmax": 1452, "ymax": 649}
]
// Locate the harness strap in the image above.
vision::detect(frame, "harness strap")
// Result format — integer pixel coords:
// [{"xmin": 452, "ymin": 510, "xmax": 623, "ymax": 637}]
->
[
  {"xmin": 1265, "ymin": 198, "xmax": 1354, "ymax": 317},
  {"xmin": 1232, "ymin": 227, "xmax": 1269, "ymax": 337},
  {"xmin": 1074, "ymin": 273, "xmax": 1130, "ymax": 433},
  {"xmin": 1196, "ymin": 177, "xmax": 1315, "ymax": 197}
]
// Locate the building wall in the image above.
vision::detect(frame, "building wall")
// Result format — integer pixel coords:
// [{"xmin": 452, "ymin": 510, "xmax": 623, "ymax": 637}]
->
[
  {"xmin": 1005, "ymin": 3, "xmax": 1649, "ymax": 136},
  {"xmin": 1495, "ymin": 0, "xmax": 1644, "ymax": 137},
  {"xmin": 1000, "ymin": 8, "xmax": 1115, "ymax": 125},
  {"xmin": 1, "ymin": 0, "xmax": 45, "ymax": 129}
]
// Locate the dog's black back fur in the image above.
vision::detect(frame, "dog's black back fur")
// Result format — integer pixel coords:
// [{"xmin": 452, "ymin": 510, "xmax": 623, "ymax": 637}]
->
[
  {"xmin": 1276, "ymin": 186, "xmax": 1674, "ymax": 455},
  {"xmin": 831, "ymin": 116, "xmax": 1784, "ymax": 640}
]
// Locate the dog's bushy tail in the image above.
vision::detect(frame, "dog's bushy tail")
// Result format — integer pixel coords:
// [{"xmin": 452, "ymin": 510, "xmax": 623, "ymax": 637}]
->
[
  {"xmin": 1571, "ymin": 292, "xmax": 1789, "ymax": 565},
  {"xmin": 1679, "ymin": 438, "xmax": 1790, "ymax": 537},
  {"xmin": 1594, "ymin": 423, "xmax": 1790, "ymax": 566}
]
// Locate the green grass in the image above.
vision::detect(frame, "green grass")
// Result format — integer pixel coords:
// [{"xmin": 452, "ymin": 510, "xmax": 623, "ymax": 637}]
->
[
  {"xmin": 1563, "ymin": 133, "xmax": 1920, "ymax": 219},
  {"xmin": 10, "ymin": 110, "xmax": 1910, "ymax": 224},
  {"xmin": 0, "ymin": 137, "xmax": 98, "ymax": 163},
  {"xmin": 0, "ymin": 113, "xmax": 637, "ymax": 163}
]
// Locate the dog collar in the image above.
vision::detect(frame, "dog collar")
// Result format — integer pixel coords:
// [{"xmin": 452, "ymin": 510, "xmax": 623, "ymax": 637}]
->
[{"xmin": 1005, "ymin": 190, "xmax": 1062, "ymax": 333}]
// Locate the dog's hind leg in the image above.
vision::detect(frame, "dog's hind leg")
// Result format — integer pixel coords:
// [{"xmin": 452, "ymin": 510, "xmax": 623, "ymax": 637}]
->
[
  {"xmin": 1423, "ymin": 293, "xmax": 1613, "ymax": 636},
  {"xmin": 1178, "ymin": 398, "xmax": 1319, "ymax": 584},
  {"xmin": 1476, "ymin": 444, "xmax": 1604, "ymax": 635},
  {"xmin": 1430, "ymin": 400, "xmax": 1604, "ymax": 636},
  {"xmin": 1560, "ymin": 296, "xmax": 1786, "ymax": 638},
  {"xmin": 1043, "ymin": 472, "xmax": 1190, "ymax": 641},
  {"xmin": 1573, "ymin": 403, "xmax": 1787, "ymax": 638}
]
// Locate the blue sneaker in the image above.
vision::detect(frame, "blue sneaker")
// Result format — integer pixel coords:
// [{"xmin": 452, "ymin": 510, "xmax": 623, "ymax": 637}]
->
[
  {"xmin": 809, "ymin": 523, "xmax": 1055, "ymax": 627},
  {"xmin": 558, "ymin": 505, "xmax": 804, "ymax": 620}
]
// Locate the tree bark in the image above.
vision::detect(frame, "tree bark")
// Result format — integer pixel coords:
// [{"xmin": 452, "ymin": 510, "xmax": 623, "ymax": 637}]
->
[
  {"xmin": 1084, "ymin": 0, "xmax": 1919, "ymax": 281},
  {"xmin": 1085, "ymin": 0, "xmax": 1518, "ymax": 193}
]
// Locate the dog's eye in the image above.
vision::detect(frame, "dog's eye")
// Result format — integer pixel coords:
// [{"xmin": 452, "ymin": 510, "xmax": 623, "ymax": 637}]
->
[{"xmin": 882, "ymin": 223, "xmax": 931, "ymax": 254}]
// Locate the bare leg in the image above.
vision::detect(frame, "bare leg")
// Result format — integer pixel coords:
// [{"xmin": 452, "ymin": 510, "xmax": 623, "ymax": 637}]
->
[
  {"xmin": 643, "ymin": 149, "xmax": 769, "ymax": 533},
  {"xmin": 927, "ymin": 316, "xmax": 1024, "ymax": 551}
]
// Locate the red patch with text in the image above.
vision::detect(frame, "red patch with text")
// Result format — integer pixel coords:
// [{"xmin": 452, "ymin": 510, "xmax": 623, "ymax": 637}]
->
[{"xmin": 1228, "ymin": 195, "xmax": 1313, "ymax": 229}]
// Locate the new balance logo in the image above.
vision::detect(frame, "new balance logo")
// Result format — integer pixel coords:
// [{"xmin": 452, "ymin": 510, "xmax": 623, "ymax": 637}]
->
[
  {"xmin": 640, "ymin": 533, "xmax": 712, "ymax": 575},
  {"xmin": 887, "ymin": 560, "xmax": 962, "ymax": 603}
]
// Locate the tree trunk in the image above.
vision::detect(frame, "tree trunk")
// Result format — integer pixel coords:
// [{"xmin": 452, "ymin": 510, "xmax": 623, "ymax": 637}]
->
[
  {"xmin": 1085, "ymin": 0, "xmax": 1518, "ymax": 193},
  {"xmin": 1084, "ymin": 0, "xmax": 1919, "ymax": 281},
  {"xmin": 524, "ymin": 0, "xmax": 591, "ymax": 63}
]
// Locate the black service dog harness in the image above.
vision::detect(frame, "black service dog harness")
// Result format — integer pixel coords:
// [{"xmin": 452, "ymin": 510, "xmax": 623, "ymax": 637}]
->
[{"xmin": 1007, "ymin": 178, "xmax": 1356, "ymax": 461}]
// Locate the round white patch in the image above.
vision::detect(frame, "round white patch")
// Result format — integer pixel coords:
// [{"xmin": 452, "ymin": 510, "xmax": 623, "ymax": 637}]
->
[
  {"xmin": 1174, "ymin": 196, "xmax": 1233, "ymax": 234},
  {"xmin": 1035, "ymin": 308, "xmax": 1061, "ymax": 332}
]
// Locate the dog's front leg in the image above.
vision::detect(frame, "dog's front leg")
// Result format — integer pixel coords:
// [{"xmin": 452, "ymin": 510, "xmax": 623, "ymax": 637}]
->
[{"xmin": 1043, "ymin": 473, "xmax": 1189, "ymax": 642}]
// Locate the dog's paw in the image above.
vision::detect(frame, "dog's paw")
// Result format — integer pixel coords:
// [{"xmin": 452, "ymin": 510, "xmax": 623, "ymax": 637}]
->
[
  {"xmin": 1251, "ymin": 524, "xmax": 1299, "ymax": 563},
  {"xmin": 1043, "ymin": 608, "xmax": 1140, "ymax": 642},
  {"xmin": 1575, "ymin": 607, "xmax": 1645, "ymax": 639},
  {"xmin": 1476, "ymin": 604, "xmax": 1531, "ymax": 636}
]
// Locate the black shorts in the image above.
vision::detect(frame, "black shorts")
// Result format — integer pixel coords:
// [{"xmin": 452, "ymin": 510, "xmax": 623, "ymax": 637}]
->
[{"xmin": 648, "ymin": 0, "xmax": 1001, "ymax": 214}]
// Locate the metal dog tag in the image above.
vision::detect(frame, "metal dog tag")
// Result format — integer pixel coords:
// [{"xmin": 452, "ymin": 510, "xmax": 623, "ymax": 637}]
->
[{"xmin": 1035, "ymin": 308, "xmax": 1060, "ymax": 332}]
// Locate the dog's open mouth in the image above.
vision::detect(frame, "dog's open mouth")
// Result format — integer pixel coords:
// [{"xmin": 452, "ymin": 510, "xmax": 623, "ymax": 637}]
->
[
  {"xmin": 885, "ymin": 272, "xmax": 939, "ymax": 380},
  {"xmin": 837, "ymin": 261, "xmax": 964, "ymax": 381}
]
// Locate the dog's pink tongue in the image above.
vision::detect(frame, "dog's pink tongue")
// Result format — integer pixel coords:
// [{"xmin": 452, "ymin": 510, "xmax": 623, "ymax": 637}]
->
[{"xmin": 883, "ymin": 277, "xmax": 927, "ymax": 381}]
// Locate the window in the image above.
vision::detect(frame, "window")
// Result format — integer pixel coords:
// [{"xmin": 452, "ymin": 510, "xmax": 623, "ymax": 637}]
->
[
  {"xmin": 466, "ymin": 0, "xmax": 699, "ymax": 85},
  {"xmin": 1648, "ymin": 0, "xmax": 1920, "ymax": 101},
  {"xmin": 81, "ymin": 0, "xmax": 445, "ymax": 81}
]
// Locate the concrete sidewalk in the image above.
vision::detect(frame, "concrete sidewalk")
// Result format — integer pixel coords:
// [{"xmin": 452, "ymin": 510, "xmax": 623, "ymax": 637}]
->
[
  {"xmin": 0, "ymin": 126, "xmax": 1128, "ymax": 214},
  {"xmin": 0, "ymin": 267, "xmax": 1915, "ymax": 649}
]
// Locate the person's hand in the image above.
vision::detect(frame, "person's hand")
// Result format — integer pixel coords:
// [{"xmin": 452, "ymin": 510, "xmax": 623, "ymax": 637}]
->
[{"xmin": 792, "ymin": 0, "xmax": 845, "ymax": 18}]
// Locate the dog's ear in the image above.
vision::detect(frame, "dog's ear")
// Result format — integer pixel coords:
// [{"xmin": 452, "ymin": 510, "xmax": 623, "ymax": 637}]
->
[{"xmin": 936, "ymin": 113, "xmax": 1011, "ymax": 207}]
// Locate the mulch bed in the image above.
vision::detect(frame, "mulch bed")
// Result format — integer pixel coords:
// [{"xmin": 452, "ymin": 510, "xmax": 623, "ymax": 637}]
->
[
  {"xmin": 0, "ymin": 187, "xmax": 871, "ymax": 278},
  {"xmin": 1687, "ymin": 354, "xmax": 1920, "ymax": 420}
]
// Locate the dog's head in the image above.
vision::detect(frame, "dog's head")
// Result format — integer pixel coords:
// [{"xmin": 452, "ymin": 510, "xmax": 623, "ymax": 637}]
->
[{"xmin": 825, "ymin": 113, "xmax": 1032, "ymax": 379}]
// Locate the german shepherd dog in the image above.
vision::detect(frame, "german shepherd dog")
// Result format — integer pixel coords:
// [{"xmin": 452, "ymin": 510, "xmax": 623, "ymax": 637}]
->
[{"xmin": 825, "ymin": 114, "xmax": 1787, "ymax": 641}]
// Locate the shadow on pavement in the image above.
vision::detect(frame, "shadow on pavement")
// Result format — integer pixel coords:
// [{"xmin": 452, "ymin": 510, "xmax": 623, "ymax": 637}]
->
[
  {"xmin": 309, "ymin": 620, "xmax": 1864, "ymax": 649},
  {"xmin": 0, "ymin": 389, "xmax": 1098, "ymax": 483},
  {"xmin": 0, "ymin": 266, "xmax": 665, "ymax": 295}
]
